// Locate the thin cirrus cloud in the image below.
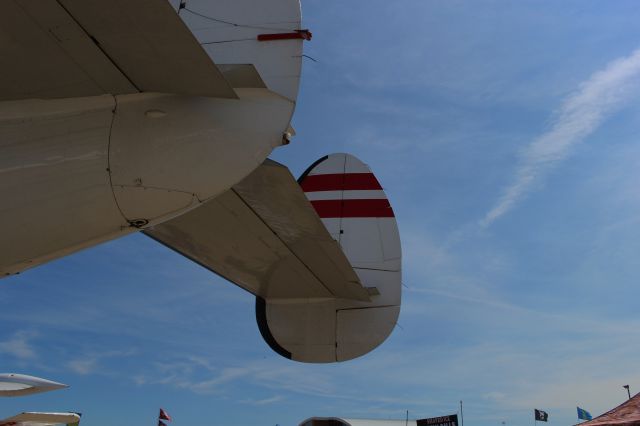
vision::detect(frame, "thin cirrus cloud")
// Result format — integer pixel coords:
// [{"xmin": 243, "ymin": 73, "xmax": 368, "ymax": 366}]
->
[
  {"xmin": 481, "ymin": 47, "xmax": 640, "ymax": 227},
  {"xmin": 0, "ymin": 330, "xmax": 38, "ymax": 360}
]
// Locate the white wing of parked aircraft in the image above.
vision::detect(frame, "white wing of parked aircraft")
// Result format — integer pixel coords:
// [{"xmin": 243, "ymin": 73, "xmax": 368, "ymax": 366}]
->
[
  {"xmin": 0, "ymin": 374, "xmax": 67, "ymax": 398},
  {"xmin": 0, "ymin": 1, "xmax": 401, "ymax": 362},
  {"xmin": 0, "ymin": 375, "xmax": 79, "ymax": 426},
  {"xmin": 0, "ymin": 412, "xmax": 81, "ymax": 426}
]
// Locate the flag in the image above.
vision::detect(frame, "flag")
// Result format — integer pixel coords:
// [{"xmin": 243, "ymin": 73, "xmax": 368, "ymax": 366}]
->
[
  {"xmin": 535, "ymin": 409, "xmax": 549, "ymax": 422},
  {"xmin": 159, "ymin": 409, "xmax": 172, "ymax": 421},
  {"xmin": 577, "ymin": 407, "xmax": 593, "ymax": 421}
]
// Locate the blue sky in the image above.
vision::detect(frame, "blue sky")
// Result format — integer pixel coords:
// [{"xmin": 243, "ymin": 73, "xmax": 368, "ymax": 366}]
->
[{"xmin": 3, "ymin": 1, "xmax": 640, "ymax": 425}]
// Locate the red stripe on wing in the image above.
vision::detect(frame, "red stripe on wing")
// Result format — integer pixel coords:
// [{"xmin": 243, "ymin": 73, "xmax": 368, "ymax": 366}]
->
[
  {"xmin": 301, "ymin": 173, "xmax": 382, "ymax": 192},
  {"xmin": 310, "ymin": 199, "xmax": 395, "ymax": 218}
]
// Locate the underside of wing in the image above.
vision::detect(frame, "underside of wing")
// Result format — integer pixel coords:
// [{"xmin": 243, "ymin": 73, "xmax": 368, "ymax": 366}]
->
[
  {"xmin": 1, "ymin": 0, "xmax": 235, "ymax": 101},
  {"xmin": 0, "ymin": 412, "xmax": 81, "ymax": 426},
  {"xmin": 145, "ymin": 159, "xmax": 370, "ymax": 302}
]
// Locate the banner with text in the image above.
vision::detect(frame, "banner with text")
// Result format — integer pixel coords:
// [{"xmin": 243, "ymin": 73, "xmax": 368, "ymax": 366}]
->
[{"xmin": 417, "ymin": 414, "xmax": 459, "ymax": 426}]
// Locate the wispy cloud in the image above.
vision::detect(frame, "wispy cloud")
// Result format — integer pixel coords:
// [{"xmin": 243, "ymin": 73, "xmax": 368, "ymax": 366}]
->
[
  {"xmin": 68, "ymin": 358, "xmax": 97, "ymax": 375},
  {"xmin": 240, "ymin": 395, "xmax": 285, "ymax": 406},
  {"xmin": 482, "ymin": 47, "xmax": 640, "ymax": 226},
  {"xmin": 138, "ymin": 356, "xmax": 336, "ymax": 397},
  {"xmin": 67, "ymin": 349, "xmax": 136, "ymax": 375},
  {"xmin": 0, "ymin": 330, "xmax": 38, "ymax": 360}
]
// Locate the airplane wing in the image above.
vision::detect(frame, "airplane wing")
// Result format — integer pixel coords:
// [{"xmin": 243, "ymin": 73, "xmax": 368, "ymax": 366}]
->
[
  {"xmin": 0, "ymin": 412, "xmax": 81, "ymax": 426},
  {"xmin": 1, "ymin": 0, "xmax": 236, "ymax": 101},
  {"xmin": 0, "ymin": 374, "xmax": 67, "ymax": 397},
  {"xmin": 145, "ymin": 154, "xmax": 401, "ymax": 363},
  {"xmin": 145, "ymin": 159, "xmax": 372, "ymax": 302}
]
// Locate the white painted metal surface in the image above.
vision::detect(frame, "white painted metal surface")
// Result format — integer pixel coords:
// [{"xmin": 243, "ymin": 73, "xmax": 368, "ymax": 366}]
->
[
  {"xmin": 0, "ymin": 0, "xmax": 403, "ymax": 366},
  {"xmin": 0, "ymin": 412, "xmax": 81, "ymax": 426},
  {"xmin": 109, "ymin": 89, "xmax": 294, "ymax": 223},
  {"xmin": 0, "ymin": 88, "xmax": 294, "ymax": 277},
  {"xmin": 0, "ymin": 0, "xmax": 235, "ymax": 100},
  {"xmin": 0, "ymin": 0, "xmax": 305, "ymax": 277},
  {"xmin": 145, "ymin": 154, "xmax": 402, "ymax": 363},
  {"xmin": 145, "ymin": 160, "xmax": 369, "ymax": 301},
  {"xmin": 0, "ymin": 95, "xmax": 129, "ymax": 276},
  {"xmin": 262, "ymin": 153, "xmax": 402, "ymax": 362},
  {"xmin": 58, "ymin": 0, "xmax": 237, "ymax": 98},
  {"xmin": 0, "ymin": 374, "xmax": 67, "ymax": 397},
  {"xmin": 0, "ymin": 0, "xmax": 133, "ymax": 101},
  {"xmin": 179, "ymin": 0, "xmax": 304, "ymax": 101}
]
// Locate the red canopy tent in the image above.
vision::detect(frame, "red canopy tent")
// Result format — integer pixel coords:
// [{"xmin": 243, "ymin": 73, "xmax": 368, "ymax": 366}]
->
[{"xmin": 577, "ymin": 393, "xmax": 640, "ymax": 426}]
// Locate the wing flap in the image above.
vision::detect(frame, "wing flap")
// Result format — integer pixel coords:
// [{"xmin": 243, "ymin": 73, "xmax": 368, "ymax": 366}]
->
[{"xmin": 145, "ymin": 160, "xmax": 370, "ymax": 302}]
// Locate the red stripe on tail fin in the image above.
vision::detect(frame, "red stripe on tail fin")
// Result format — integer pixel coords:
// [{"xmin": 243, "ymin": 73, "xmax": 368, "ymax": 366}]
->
[
  {"xmin": 301, "ymin": 173, "xmax": 382, "ymax": 192},
  {"xmin": 310, "ymin": 199, "xmax": 394, "ymax": 218}
]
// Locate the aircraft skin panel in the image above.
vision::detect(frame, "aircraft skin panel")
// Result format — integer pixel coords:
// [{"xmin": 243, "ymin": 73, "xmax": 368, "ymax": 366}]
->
[
  {"xmin": 336, "ymin": 306, "xmax": 401, "ymax": 362},
  {"xmin": 1, "ymin": 88, "xmax": 294, "ymax": 278},
  {"xmin": 261, "ymin": 153, "xmax": 402, "ymax": 363},
  {"xmin": 0, "ymin": 374, "xmax": 68, "ymax": 398},
  {"xmin": 108, "ymin": 88, "xmax": 295, "ymax": 221},
  {"xmin": 146, "ymin": 188, "xmax": 334, "ymax": 299},
  {"xmin": 340, "ymin": 218, "xmax": 401, "ymax": 271},
  {"xmin": 0, "ymin": 0, "xmax": 236, "ymax": 101},
  {"xmin": 145, "ymin": 159, "xmax": 369, "ymax": 301},
  {"xmin": 0, "ymin": 0, "xmax": 133, "ymax": 101},
  {"xmin": 180, "ymin": 0, "xmax": 304, "ymax": 101},
  {"xmin": 59, "ymin": 0, "xmax": 237, "ymax": 98},
  {"xmin": 0, "ymin": 412, "xmax": 81, "ymax": 426},
  {"xmin": 230, "ymin": 160, "xmax": 368, "ymax": 301},
  {"xmin": 147, "ymin": 154, "xmax": 400, "ymax": 363},
  {"xmin": 0, "ymin": 95, "xmax": 130, "ymax": 277}
]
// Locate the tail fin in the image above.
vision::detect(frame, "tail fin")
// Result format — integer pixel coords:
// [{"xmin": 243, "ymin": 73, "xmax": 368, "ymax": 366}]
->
[
  {"xmin": 182, "ymin": 0, "xmax": 305, "ymax": 102},
  {"xmin": 255, "ymin": 153, "xmax": 400, "ymax": 362},
  {"xmin": 299, "ymin": 153, "xmax": 401, "ymax": 271},
  {"xmin": 298, "ymin": 153, "xmax": 401, "ymax": 361}
]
